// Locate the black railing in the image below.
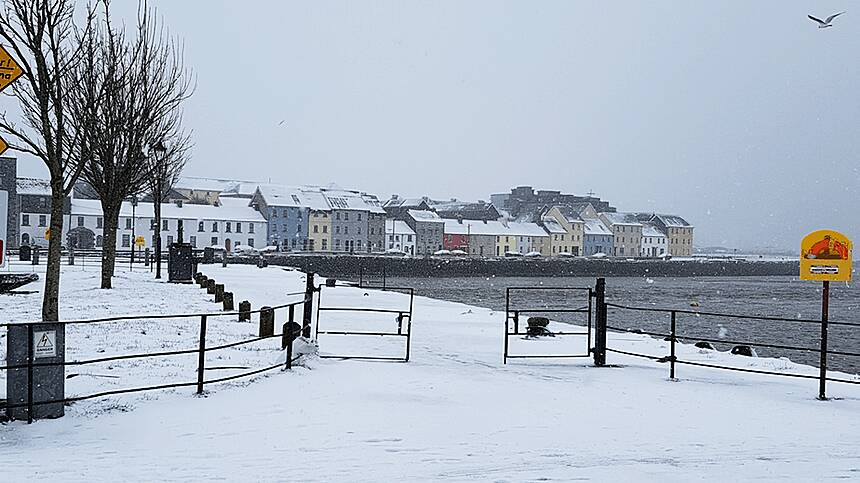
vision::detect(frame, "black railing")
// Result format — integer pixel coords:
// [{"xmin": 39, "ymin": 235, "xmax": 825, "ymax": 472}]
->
[
  {"xmin": 602, "ymin": 303, "xmax": 860, "ymax": 399},
  {"xmin": 1, "ymin": 296, "xmax": 311, "ymax": 423},
  {"xmin": 503, "ymin": 286, "xmax": 593, "ymax": 364},
  {"xmin": 314, "ymin": 285, "xmax": 414, "ymax": 362}
]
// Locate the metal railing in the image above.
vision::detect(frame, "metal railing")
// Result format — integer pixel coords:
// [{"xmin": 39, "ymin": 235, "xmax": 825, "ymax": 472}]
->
[
  {"xmin": 503, "ymin": 286, "xmax": 593, "ymax": 364},
  {"xmin": 602, "ymin": 303, "xmax": 860, "ymax": 399},
  {"xmin": 314, "ymin": 285, "xmax": 414, "ymax": 362},
  {"xmin": 1, "ymin": 296, "xmax": 311, "ymax": 423}
]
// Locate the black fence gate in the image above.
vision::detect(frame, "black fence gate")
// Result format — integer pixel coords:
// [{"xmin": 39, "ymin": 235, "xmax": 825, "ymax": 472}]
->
[
  {"xmin": 503, "ymin": 285, "xmax": 593, "ymax": 364},
  {"xmin": 314, "ymin": 284, "xmax": 414, "ymax": 362}
]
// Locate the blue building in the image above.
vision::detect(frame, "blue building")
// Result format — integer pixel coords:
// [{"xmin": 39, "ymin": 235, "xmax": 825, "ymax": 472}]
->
[
  {"xmin": 250, "ymin": 185, "xmax": 312, "ymax": 250},
  {"xmin": 582, "ymin": 218, "xmax": 614, "ymax": 256}
]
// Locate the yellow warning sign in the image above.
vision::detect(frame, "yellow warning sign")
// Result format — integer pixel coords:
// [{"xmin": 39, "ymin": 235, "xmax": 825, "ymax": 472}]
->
[
  {"xmin": 44, "ymin": 228, "xmax": 50, "ymax": 240},
  {"xmin": 800, "ymin": 230, "xmax": 852, "ymax": 282},
  {"xmin": 135, "ymin": 235, "xmax": 146, "ymax": 247},
  {"xmin": 0, "ymin": 135, "xmax": 8, "ymax": 156},
  {"xmin": 0, "ymin": 45, "xmax": 24, "ymax": 93}
]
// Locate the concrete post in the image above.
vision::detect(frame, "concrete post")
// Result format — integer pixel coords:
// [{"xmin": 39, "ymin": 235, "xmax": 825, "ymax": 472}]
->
[
  {"xmin": 222, "ymin": 292, "xmax": 234, "ymax": 311},
  {"xmin": 214, "ymin": 284, "xmax": 224, "ymax": 303},
  {"xmin": 239, "ymin": 301, "xmax": 251, "ymax": 321},
  {"xmin": 259, "ymin": 306, "xmax": 274, "ymax": 337},
  {"xmin": 206, "ymin": 279, "xmax": 216, "ymax": 295}
]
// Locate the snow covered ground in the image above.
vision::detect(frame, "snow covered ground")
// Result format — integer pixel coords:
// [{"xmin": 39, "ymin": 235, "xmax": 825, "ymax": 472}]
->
[{"xmin": 2, "ymin": 262, "xmax": 860, "ymax": 481}]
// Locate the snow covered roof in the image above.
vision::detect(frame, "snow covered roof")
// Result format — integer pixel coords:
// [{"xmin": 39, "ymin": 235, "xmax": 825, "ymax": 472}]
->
[
  {"xmin": 541, "ymin": 217, "xmax": 567, "ymax": 234},
  {"xmin": 71, "ymin": 198, "xmax": 266, "ymax": 222},
  {"xmin": 385, "ymin": 220, "xmax": 415, "ymax": 236},
  {"xmin": 443, "ymin": 219, "xmax": 507, "ymax": 236},
  {"xmin": 583, "ymin": 218, "xmax": 612, "ymax": 236},
  {"xmin": 642, "ymin": 224, "xmax": 667, "ymax": 238},
  {"xmin": 506, "ymin": 222, "xmax": 549, "ymax": 237},
  {"xmin": 553, "ymin": 206, "xmax": 584, "ymax": 224},
  {"xmin": 654, "ymin": 214, "xmax": 693, "ymax": 228},
  {"xmin": 408, "ymin": 209, "xmax": 443, "ymax": 222},
  {"xmin": 16, "ymin": 177, "xmax": 51, "ymax": 196},
  {"xmin": 175, "ymin": 176, "xmax": 261, "ymax": 196},
  {"xmin": 256, "ymin": 184, "xmax": 330, "ymax": 210},
  {"xmin": 322, "ymin": 188, "xmax": 386, "ymax": 213},
  {"xmin": 382, "ymin": 196, "xmax": 429, "ymax": 209},
  {"xmin": 600, "ymin": 212, "xmax": 643, "ymax": 227}
]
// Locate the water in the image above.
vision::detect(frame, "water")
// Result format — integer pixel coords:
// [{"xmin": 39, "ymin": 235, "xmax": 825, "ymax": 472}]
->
[{"xmin": 384, "ymin": 275, "xmax": 860, "ymax": 374}]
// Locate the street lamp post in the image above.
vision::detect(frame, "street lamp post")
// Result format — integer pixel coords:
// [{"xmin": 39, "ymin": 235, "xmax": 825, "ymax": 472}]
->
[
  {"xmin": 130, "ymin": 195, "xmax": 138, "ymax": 270},
  {"xmin": 151, "ymin": 141, "xmax": 167, "ymax": 279}
]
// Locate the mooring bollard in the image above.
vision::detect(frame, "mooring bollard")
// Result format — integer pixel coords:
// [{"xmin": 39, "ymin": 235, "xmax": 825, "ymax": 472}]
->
[
  {"xmin": 259, "ymin": 306, "xmax": 274, "ymax": 337},
  {"xmin": 68, "ymin": 248, "xmax": 75, "ymax": 266},
  {"xmin": 214, "ymin": 284, "xmax": 224, "ymax": 303},
  {"xmin": 222, "ymin": 292, "xmax": 234, "ymax": 311},
  {"xmin": 145, "ymin": 248, "xmax": 151, "ymax": 267},
  {"xmin": 198, "ymin": 275, "xmax": 209, "ymax": 288},
  {"xmin": 239, "ymin": 301, "xmax": 251, "ymax": 321},
  {"xmin": 303, "ymin": 273, "xmax": 315, "ymax": 338},
  {"xmin": 206, "ymin": 279, "xmax": 216, "ymax": 294}
]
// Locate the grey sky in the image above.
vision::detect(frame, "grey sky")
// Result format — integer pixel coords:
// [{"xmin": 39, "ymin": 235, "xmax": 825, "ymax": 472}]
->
[{"xmin": 9, "ymin": 1, "xmax": 859, "ymax": 250}]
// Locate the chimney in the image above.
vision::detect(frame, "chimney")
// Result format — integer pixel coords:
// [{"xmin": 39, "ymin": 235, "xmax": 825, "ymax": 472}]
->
[{"xmin": 175, "ymin": 199, "xmax": 183, "ymax": 208}]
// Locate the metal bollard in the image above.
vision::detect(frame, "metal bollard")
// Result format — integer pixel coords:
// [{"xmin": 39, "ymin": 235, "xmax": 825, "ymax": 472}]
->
[
  {"xmin": 239, "ymin": 301, "xmax": 251, "ymax": 321},
  {"xmin": 259, "ymin": 306, "xmax": 274, "ymax": 337},
  {"xmin": 145, "ymin": 248, "xmax": 151, "ymax": 267},
  {"xmin": 222, "ymin": 291, "xmax": 234, "ymax": 311},
  {"xmin": 214, "ymin": 284, "xmax": 224, "ymax": 303}
]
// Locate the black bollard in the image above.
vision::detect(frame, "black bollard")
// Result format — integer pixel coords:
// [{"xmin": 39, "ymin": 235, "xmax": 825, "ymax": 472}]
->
[
  {"xmin": 222, "ymin": 292, "xmax": 234, "ymax": 311},
  {"xmin": 259, "ymin": 306, "xmax": 274, "ymax": 337},
  {"xmin": 214, "ymin": 284, "xmax": 224, "ymax": 303},
  {"xmin": 206, "ymin": 279, "xmax": 216, "ymax": 295},
  {"xmin": 239, "ymin": 301, "xmax": 251, "ymax": 322}
]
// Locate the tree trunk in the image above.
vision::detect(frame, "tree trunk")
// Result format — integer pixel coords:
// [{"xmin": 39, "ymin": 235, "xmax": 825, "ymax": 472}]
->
[
  {"xmin": 42, "ymin": 187, "xmax": 66, "ymax": 322},
  {"xmin": 100, "ymin": 203, "xmax": 121, "ymax": 289},
  {"xmin": 154, "ymin": 196, "xmax": 162, "ymax": 279}
]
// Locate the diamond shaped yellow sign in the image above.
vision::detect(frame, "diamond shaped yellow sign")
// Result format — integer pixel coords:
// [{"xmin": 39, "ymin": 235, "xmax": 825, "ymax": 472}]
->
[
  {"xmin": 0, "ymin": 45, "xmax": 24, "ymax": 93},
  {"xmin": 0, "ymin": 135, "xmax": 7, "ymax": 156}
]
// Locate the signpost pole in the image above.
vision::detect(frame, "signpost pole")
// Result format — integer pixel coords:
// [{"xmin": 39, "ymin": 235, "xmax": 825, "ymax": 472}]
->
[{"xmin": 818, "ymin": 280, "xmax": 829, "ymax": 400}]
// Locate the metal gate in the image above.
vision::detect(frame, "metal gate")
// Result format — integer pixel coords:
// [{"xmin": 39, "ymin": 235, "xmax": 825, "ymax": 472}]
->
[
  {"xmin": 314, "ymin": 285, "xmax": 414, "ymax": 362},
  {"xmin": 503, "ymin": 286, "xmax": 593, "ymax": 364}
]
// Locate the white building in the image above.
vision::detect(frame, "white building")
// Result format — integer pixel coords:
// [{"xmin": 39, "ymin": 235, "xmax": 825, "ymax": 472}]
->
[
  {"xmin": 69, "ymin": 198, "xmax": 267, "ymax": 252},
  {"xmin": 641, "ymin": 224, "xmax": 668, "ymax": 257},
  {"xmin": 506, "ymin": 222, "xmax": 550, "ymax": 255},
  {"xmin": 384, "ymin": 220, "xmax": 415, "ymax": 255}
]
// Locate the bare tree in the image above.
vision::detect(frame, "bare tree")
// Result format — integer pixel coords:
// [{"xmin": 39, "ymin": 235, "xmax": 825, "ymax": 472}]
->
[
  {"xmin": 0, "ymin": 0, "xmax": 94, "ymax": 321},
  {"xmin": 134, "ymin": 3, "xmax": 193, "ymax": 279}
]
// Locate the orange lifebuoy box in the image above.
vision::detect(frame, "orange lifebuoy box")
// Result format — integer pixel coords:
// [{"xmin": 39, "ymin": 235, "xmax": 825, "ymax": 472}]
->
[{"xmin": 800, "ymin": 230, "xmax": 853, "ymax": 282}]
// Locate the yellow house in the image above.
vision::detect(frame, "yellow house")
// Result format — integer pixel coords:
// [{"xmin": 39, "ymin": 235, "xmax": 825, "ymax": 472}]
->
[
  {"xmin": 308, "ymin": 210, "xmax": 332, "ymax": 251},
  {"xmin": 544, "ymin": 206, "xmax": 585, "ymax": 256}
]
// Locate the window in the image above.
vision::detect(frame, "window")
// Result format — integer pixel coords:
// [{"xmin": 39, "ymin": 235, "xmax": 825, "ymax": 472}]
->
[
  {"xmin": 336, "ymin": 226, "xmax": 341, "ymax": 234},
  {"xmin": 125, "ymin": 218, "xmax": 132, "ymax": 229},
  {"xmin": 96, "ymin": 235, "xmax": 103, "ymax": 247},
  {"xmin": 39, "ymin": 215, "xmax": 47, "ymax": 227},
  {"xmin": 167, "ymin": 236, "xmax": 173, "ymax": 246},
  {"xmin": 97, "ymin": 217, "xmax": 103, "ymax": 229},
  {"xmin": 407, "ymin": 235, "xmax": 412, "ymax": 242},
  {"xmin": 22, "ymin": 233, "xmax": 30, "ymax": 245},
  {"xmin": 323, "ymin": 225, "xmax": 328, "ymax": 234},
  {"xmin": 313, "ymin": 225, "xmax": 319, "ymax": 233},
  {"xmin": 190, "ymin": 236, "xmax": 197, "ymax": 248},
  {"xmin": 212, "ymin": 222, "xmax": 218, "ymax": 232},
  {"xmin": 77, "ymin": 216, "xmax": 84, "ymax": 227},
  {"xmin": 370, "ymin": 227, "xmax": 374, "ymax": 235},
  {"xmin": 122, "ymin": 234, "xmax": 130, "ymax": 247},
  {"xmin": 249, "ymin": 223, "xmax": 255, "ymax": 234},
  {"xmin": 336, "ymin": 212, "xmax": 341, "ymax": 220},
  {"xmin": 198, "ymin": 222, "xmax": 204, "ymax": 232},
  {"xmin": 248, "ymin": 238, "xmax": 254, "ymax": 247},
  {"xmin": 357, "ymin": 227, "xmax": 361, "ymax": 235},
  {"xmin": 22, "ymin": 214, "xmax": 29, "ymax": 226},
  {"xmin": 335, "ymin": 239, "xmax": 341, "ymax": 250},
  {"xmin": 162, "ymin": 220, "xmax": 169, "ymax": 231},
  {"xmin": 322, "ymin": 239, "xmax": 328, "ymax": 250},
  {"xmin": 344, "ymin": 212, "xmax": 349, "ymax": 221},
  {"xmin": 236, "ymin": 223, "xmax": 242, "ymax": 233},
  {"xmin": 357, "ymin": 213, "xmax": 362, "ymax": 221},
  {"xmin": 344, "ymin": 227, "xmax": 349, "ymax": 235},
  {"xmin": 226, "ymin": 222, "xmax": 232, "ymax": 233},
  {"xmin": 211, "ymin": 236, "xmax": 218, "ymax": 246},
  {"xmin": 297, "ymin": 225, "xmax": 302, "ymax": 234}
]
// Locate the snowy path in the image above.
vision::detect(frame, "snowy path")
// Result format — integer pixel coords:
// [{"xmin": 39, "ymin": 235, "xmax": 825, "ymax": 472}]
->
[{"xmin": 2, "ymin": 264, "xmax": 860, "ymax": 481}]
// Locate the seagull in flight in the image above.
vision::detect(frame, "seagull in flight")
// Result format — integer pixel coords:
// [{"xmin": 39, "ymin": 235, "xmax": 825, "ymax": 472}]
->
[{"xmin": 808, "ymin": 12, "xmax": 845, "ymax": 28}]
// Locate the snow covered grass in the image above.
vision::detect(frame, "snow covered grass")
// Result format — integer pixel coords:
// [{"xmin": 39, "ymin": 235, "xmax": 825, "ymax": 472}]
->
[{"xmin": 2, "ymin": 263, "xmax": 860, "ymax": 481}]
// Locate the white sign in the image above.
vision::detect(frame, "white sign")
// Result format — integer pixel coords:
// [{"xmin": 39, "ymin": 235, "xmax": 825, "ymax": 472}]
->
[
  {"xmin": 34, "ymin": 330, "xmax": 56, "ymax": 358},
  {"xmin": 0, "ymin": 190, "xmax": 6, "ymax": 268}
]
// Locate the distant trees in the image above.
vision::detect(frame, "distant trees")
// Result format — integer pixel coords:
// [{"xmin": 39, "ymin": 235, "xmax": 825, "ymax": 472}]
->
[
  {"xmin": 0, "ymin": 0, "xmax": 95, "ymax": 320},
  {"xmin": 74, "ymin": 1, "xmax": 192, "ymax": 288}
]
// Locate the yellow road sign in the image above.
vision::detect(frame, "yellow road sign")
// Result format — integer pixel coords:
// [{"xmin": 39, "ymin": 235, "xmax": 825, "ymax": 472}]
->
[
  {"xmin": 0, "ymin": 45, "xmax": 23, "ymax": 93},
  {"xmin": 44, "ymin": 228, "xmax": 51, "ymax": 241},
  {"xmin": 135, "ymin": 236, "xmax": 146, "ymax": 247},
  {"xmin": 0, "ymin": 135, "xmax": 8, "ymax": 156},
  {"xmin": 800, "ymin": 230, "xmax": 852, "ymax": 282}
]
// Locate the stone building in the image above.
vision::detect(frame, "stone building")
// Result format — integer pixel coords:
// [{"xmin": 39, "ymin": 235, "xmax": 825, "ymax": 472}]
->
[
  {"xmin": 17, "ymin": 177, "xmax": 70, "ymax": 249},
  {"xmin": 405, "ymin": 209, "xmax": 444, "ymax": 256},
  {"xmin": 491, "ymin": 186, "xmax": 616, "ymax": 220}
]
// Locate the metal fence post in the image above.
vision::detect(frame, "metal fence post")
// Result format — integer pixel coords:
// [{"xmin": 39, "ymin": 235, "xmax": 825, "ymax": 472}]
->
[
  {"xmin": 593, "ymin": 277, "xmax": 607, "ymax": 367},
  {"xmin": 818, "ymin": 280, "xmax": 830, "ymax": 400},
  {"xmin": 303, "ymin": 273, "xmax": 315, "ymax": 338},
  {"xmin": 27, "ymin": 323, "xmax": 34, "ymax": 424},
  {"xmin": 284, "ymin": 305, "xmax": 296, "ymax": 370},
  {"xmin": 197, "ymin": 315, "xmax": 207, "ymax": 395},
  {"xmin": 670, "ymin": 311, "xmax": 677, "ymax": 380}
]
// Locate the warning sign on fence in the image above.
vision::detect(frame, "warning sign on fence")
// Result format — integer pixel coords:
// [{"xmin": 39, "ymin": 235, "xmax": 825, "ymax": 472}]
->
[
  {"xmin": 34, "ymin": 330, "xmax": 57, "ymax": 358},
  {"xmin": 800, "ymin": 230, "xmax": 853, "ymax": 282}
]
